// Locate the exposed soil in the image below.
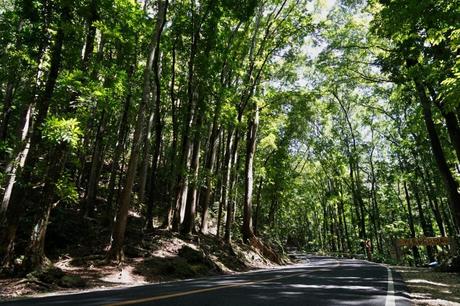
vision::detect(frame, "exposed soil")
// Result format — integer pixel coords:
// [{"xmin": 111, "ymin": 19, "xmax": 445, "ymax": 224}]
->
[{"xmin": 0, "ymin": 213, "xmax": 286, "ymax": 301}]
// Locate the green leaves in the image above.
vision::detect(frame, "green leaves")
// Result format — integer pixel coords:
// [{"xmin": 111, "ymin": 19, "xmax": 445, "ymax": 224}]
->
[
  {"xmin": 55, "ymin": 174, "xmax": 79, "ymax": 204},
  {"xmin": 42, "ymin": 116, "xmax": 83, "ymax": 149}
]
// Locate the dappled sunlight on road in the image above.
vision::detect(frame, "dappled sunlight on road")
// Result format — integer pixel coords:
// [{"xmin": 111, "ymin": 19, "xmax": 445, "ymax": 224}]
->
[{"xmin": 1, "ymin": 256, "xmax": 411, "ymax": 306}]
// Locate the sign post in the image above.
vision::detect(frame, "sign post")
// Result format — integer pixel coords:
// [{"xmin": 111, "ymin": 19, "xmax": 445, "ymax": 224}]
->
[{"xmin": 393, "ymin": 236, "xmax": 458, "ymax": 264}]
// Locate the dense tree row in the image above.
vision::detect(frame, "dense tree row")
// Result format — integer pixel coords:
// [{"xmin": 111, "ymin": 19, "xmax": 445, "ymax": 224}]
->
[
  {"xmin": 265, "ymin": 0, "xmax": 460, "ymax": 264},
  {"xmin": 0, "ymin": 0, "xmax": 310, "ymax": 272},
  {"xmin": 0, "ymin": 0, "xmax": 459, "ymax": 273}
]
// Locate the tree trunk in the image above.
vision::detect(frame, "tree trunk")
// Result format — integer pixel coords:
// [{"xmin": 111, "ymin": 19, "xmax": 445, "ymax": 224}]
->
[
  {"xmin": 106, "ymin": 85, "xmax": 132, "ymax": 217},
  {"xmin": 242, "ymin": 103, "xmax": 259, "ymax": 242},
  {"xmin": 427, "ymin": 193, "xmax": 446, "ymax": 237},
  {"xmin": 440, "ymin": 111, "xmax": 460, "ymax": 165},
  {"xmin": 440, "ymin": 197, "xmax": 458, "ymax": 236},
  {"xmin": 181, "ymin": 110, "xmax": 203, "ymax": 236},
  {"xmin": 217, "ymin": 129, "xmax": 234, "ymax": 238},
  {"xmin": 166, "ymin": 42, "xmax": 178, "ymax": 229},
  {"xmin": 84, "ymin": 109, "xmax": 107, "ymax": 216},
  {"xmin": 1, "ymin": 3, "xmax": 69, "ymax": 266},
  {"xmin": 409, "ymin": 178, "xmax": 436, "ymax": 262},
  {"xmin": 0, "ymin": 20, "xmax": 24, "ymax": 141},
  {"xmin": 0, "ymin": 81, "xmax": 15, "ymax": 141},
  {"xmin": 224, "ymin": 125, "xmax": 240, "ymax": 243},
  {"xmin": 199, "ymin": 110, "xmax": 220, "ymax": 234},
  {"xmin": 172, "ymin": 8, "xmax": 199, "ymax": 229},
  {"xmin": 82, "ymin": 0, "xmax": 98, "ymax": 71},
  {"xmin": 0, "ymin": 104, "xmax": 34, "ymax": 224},
  {"xmin": 339, "ymin": 197, "xmax": 352, "ymax": 253},
  {"xmin": 369, "ymin": 146, "xmax": 383, "ymax": 254},
  {"xmin": 403, "ymin": 180, "xmax": 421, "ymax": 265},
  {"xmin": 23, "ymin": 144, "xmax": 68, "ymax": 271},
  {"xmin": 253, "ymin": 177, "xmax": 263, "ymax": 235},
  {"xmin": 429, "ymin": 81, "xmax": 460, "ymax": 166},
  {"xmin": 137, "ymin": 109, "xmax": 154, "ymax": 205},
  {"xmin": 415, "ymin": 81, "xmax": 460, "ymax": 228},
  {"xmin": 415, "ymin": 153, "xmax": 447, "ymax": 237},
  {"xmin": 0, "ymin": 19, "xmax": 49, "ymax": 225},
  {"xmin": 144, "ymin": 47, "xmax": 164, "ymax": 230},
  {"xmin": 106, "ymin": 0, "xmax": 167, "ymax": 261}
]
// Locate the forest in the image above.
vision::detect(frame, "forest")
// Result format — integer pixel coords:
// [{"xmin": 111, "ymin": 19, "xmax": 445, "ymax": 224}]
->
[{"xmin": 0, "ymin": 0, "xmax": 459, "ymax": 279}]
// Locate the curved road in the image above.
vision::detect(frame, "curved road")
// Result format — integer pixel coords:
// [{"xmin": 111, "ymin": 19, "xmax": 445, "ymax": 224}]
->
[{"xmin": 1, "ymin": 255, "xmax": 410, "ymax": 305}]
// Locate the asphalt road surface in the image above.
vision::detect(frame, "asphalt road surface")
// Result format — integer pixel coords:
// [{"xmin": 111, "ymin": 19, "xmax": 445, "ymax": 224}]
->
[{"xmin": 1, "ymin": 255, "xmax": 410, "ymax": 306}]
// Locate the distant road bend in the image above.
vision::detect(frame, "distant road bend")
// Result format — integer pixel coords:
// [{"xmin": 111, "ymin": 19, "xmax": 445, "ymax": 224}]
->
[{"xmin": 2, "ymin": 255, "xmax": 410, "ymax": 306}]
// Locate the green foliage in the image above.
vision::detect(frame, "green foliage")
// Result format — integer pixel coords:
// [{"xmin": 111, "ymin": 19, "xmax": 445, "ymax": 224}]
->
[
  {"xmin": 55, "ymin": 174, "xmax": 79, "ymax": 205},
  {"xmin": 42, "ymin": 116, "xmax": 82, "ymax": 149},
  {"xmin": 1, "ymin": 0, "xmax": 458, "ymax": 269}
]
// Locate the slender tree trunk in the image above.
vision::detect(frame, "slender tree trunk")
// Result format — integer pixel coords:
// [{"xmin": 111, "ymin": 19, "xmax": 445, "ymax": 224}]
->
[
  {"xmin": 138, "ymin": 43, "xmax": 164, "ymax": 207},
  {"xmin": 349, "ymin": 160, "xmax": 365, "ymax": 240},
  {"xmin": 409, "ymin": 178, "xmax": 436, "ymax": 262},
  {"xmin": 217, "ymin": 129, "xmax": 234, "ymax": 238},
  {"xmin": 107, "ymin": 0, "xmax": 168, "ymax": 261},
  {"xmin": 84, "ymin": 109, "xmax": 107, "ymax": 216},
  {"xmin": 415, "ymin": 152, "xmax": 447, "ymax": 237},
  {"xmin": 82, "ymin": 0, "xmax": 98, "ymax": 71},
  {"xmin": 0, "ymin": 33, "xmax": 48, "ymax": 225},
  {"xmin": 440, "ymin": 111, "xmax": 460, "ymax": 165},
  {"xmin": 242, "ymin": 104, "xmax": 259, "ymax": 242},
  {"xmin": 355, "ymin": 165, "xmax": 367, "ymax": 240},
  {"xmin": 369, "ymin": 148, "xmax": 383, "ymax": 254},
  {"xmin": 403, "ymin": 180, "xmax": 421, "ymax": 265},
  {"xmin": 415, "ymin": 81, "xmax": 460, "ymax": 228},
  {"xmin": 166, "ymin": 42, "xmax": 178, "ymax": 229},
  {"xmin": 199, "ymin": 110, "xmax": 220, "ymax": 234},
  {"xmin": 0, "ymin": 19, "xmax": 24, "ymax": 141},
  {"xmin": 0, "ymin": 81, "xmax": 15, "ymax": 141},
  {"xmin": 224, "ymin": 124, "xmax": 240, "ymax": 243},
  {"xmin": 339, "ymin": 197, "xmax": 351, "ymax": 253},
  {"xmin": 106, "ymin": 87, "xmax": 132, "ymax": 217},
  {"xmin": 334, "ymin": 93, "xmax": 366, "ymax": 240},
  {"xmin": 427, "ymin": 193, "xmax": 446, "ymax": 237},
  {"xmin": 428, "ymin": 81, "xmax": 460, "ymax": 165},
  {"xmin": 172, "ymin": 9, "xmax": 199, "ymax": 229},
  {"xmin": 1, "ymin": 3, "xmax": 70, "ymax": 266},
  {"xmin": 138, "ymin": 109, "xmax": 154, "ymax": 205},
  {"xmin": 440, "ymin": 197, "xmax": 457, "ymax": 236},
  {"xmin": 0, "ymin": 104, "xmax": 34, "ymax": 224},
  {"xmin": 23, "ymin": 144, "xmax": 68, "ymax": 271},
  {"xmin": 253, "ymin": 177, "xmax": 263, "ymax": 235},
  {"xmin": 144, "ymin": 47, "xmax": 164, "ymax": 230},
  {"xmin": 181, "ymin": 110, "xmax": 203, "ymax": 235},
  {"xmin": 75, "ymin": 6, "xmax": 104, "ymax": 187}
]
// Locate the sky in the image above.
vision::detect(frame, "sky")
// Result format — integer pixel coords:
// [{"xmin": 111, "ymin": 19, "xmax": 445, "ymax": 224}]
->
[{"xmin": 307, "ymin": 0, "xmax": 338, "ymax": 23}]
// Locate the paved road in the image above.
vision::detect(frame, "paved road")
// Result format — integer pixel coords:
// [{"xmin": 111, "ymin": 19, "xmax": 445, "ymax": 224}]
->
[{"xmin": 1, "ymin": 255, "xmax": 410, "ymax": 305}]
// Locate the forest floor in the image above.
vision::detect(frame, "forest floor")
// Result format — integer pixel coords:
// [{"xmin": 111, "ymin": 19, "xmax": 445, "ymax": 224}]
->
[
  {"xmin": 0, "ymin": 208, "xmax": 287, "ymax": 300},
  {"xmin": 393, "ymin": 266, "xmax": 460, "ymax": 305}
]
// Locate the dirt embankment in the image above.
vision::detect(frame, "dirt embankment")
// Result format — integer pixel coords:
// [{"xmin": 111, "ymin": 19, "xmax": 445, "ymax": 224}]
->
[{"xmin": 0, "ymin": 210, "xmax": 287, "ymax": 300}]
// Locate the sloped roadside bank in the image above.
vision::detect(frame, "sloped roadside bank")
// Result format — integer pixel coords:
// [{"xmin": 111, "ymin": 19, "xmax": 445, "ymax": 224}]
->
[{"xmin": 0, "ymin": 228, "xmax": 288, "ymax": 301}]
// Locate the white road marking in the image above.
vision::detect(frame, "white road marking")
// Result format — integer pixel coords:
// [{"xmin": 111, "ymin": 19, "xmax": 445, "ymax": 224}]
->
[{"xmin": 385, "ymin": 267, "xmax": 396, "ymax": 306}]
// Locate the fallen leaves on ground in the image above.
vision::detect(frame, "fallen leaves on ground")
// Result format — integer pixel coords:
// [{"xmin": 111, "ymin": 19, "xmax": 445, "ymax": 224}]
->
[{"xmin": 393, "ymin": 266, "xmax": 460, "ymax": 306}]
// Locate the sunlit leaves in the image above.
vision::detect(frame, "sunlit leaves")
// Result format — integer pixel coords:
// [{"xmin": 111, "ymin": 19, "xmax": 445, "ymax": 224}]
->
[{"xmin": 42, "ymin": 116, "xmax": 82, "ymax": 149}]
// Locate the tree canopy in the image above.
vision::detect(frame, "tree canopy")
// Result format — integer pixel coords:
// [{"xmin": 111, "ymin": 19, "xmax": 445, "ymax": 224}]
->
[{"xmin": 0, "ymin": 0, "xmax": 459, "ymax": 272}]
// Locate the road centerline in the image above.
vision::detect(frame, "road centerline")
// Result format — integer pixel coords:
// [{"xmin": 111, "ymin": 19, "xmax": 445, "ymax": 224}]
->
[{"xmin": 104, "ymin": 270, "xmax": 307, "ymax": 306}]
